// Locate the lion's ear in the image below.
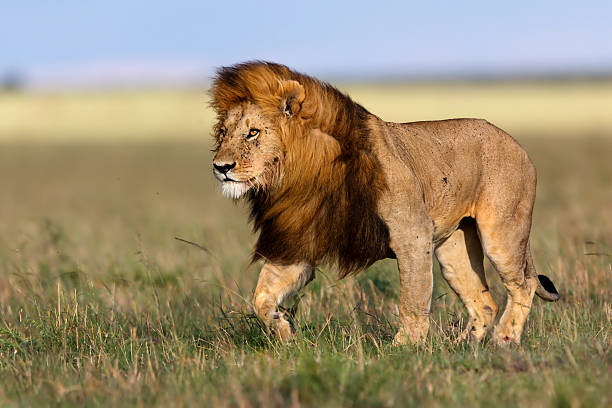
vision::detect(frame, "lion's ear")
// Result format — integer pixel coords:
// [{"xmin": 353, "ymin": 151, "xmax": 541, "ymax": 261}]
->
[{"xmin": 275, "ymin": 80, "xmax": 305, "ymax": 118}]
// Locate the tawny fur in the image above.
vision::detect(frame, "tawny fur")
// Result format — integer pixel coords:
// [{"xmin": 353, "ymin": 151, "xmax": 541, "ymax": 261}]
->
[{"xmin": 210, "ymin": 61, "xmax": 559, "ymax": 346}]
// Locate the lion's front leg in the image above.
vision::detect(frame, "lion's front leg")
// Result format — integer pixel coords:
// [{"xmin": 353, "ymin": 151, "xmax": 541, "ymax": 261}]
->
[
  {"xmin": 252, "ymin": 262, "xmax": 315, "ymax": 341},
  {"xmin": 381, "ymin": 198, "xmax": 435, "ymax": 346},
  {"xmin": 393, "ymin": 238, "xmax": 434, "ymax": 345}
]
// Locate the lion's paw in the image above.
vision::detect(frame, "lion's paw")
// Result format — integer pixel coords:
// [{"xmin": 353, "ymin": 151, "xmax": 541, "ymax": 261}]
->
[
  {"xmin": 392, "ymin": 329, "xmax": 426, "ymax": 346},
  {"xmin": 269, "ymin": 312, "xmax": 295, "ymax": 342},
  {"xmin": 491, "ymin": 329, "xmax": 521, "ymax": 346}
]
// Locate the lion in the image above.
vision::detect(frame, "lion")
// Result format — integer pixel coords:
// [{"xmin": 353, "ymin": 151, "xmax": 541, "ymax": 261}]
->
[{"xmin": 210, "ymin": 61, "xmax": 560, "ymax": 345}]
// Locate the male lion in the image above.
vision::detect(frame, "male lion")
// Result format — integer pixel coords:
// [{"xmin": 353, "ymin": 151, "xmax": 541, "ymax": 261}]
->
[{"xmin": 210, "ymin": 61, "xmax": 560, "ymax": 345}]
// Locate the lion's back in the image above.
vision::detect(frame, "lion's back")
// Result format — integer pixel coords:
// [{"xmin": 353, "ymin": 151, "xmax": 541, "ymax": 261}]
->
[{"xmin": 387, "ymin": 117, "xmax": 533, "ymax": 179}]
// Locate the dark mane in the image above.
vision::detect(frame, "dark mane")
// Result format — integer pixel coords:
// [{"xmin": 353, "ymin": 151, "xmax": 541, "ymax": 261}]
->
[{"xmin": 211, "ymin": 61, "xmax": 391, "ymax": 277}]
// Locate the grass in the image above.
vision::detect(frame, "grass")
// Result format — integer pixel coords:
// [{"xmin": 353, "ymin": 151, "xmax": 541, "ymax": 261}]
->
[{"xmin": 0, "ymin": 85, "xmax": 611, "ymax": 406}]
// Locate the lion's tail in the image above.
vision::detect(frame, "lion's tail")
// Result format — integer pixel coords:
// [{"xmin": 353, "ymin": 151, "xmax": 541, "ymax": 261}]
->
[{"xmin": 535, "ymin": 274, "xmax": 560, "ymax": 302}]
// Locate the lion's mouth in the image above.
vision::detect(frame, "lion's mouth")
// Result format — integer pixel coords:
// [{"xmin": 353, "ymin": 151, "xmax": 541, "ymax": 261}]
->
[
  {"xmin": 213, "ymin": 169, "xmax": 258, "ymax": 185},
  {"xmin": 219, "ymin": 175, "xmax": 258, "ymax": 185}
]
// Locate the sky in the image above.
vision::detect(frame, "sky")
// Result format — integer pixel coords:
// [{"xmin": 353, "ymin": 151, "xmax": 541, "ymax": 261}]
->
[{"xmin": 2, "ymin": 1, "xmax": 612, "ymax": 87}]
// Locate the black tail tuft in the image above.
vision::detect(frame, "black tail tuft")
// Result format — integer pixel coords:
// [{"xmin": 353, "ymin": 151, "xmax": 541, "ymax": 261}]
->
[{"xmin": 536, "ymin": 274, "xmax": 560, "ymax": 302}]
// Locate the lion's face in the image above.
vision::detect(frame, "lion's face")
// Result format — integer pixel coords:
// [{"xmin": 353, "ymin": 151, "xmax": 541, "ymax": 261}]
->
[{"xmin": 212, "ymin": 102, "xmax": 282, "ymax": 199}]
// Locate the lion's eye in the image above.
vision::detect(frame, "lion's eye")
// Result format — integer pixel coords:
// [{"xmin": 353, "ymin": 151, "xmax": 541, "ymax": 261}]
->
[
  {"xmin": 247, "ymin": 128, "xmax": 260, "ymax": 139},
  {"xmin": 218, "ymin": 127, "xmax": 226, "ymax": 137}
]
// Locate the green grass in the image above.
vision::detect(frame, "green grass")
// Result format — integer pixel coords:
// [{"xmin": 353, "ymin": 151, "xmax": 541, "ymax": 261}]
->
[{"xmin": 0, "ymin": 96, "xmax": 611, "ymax": 406}]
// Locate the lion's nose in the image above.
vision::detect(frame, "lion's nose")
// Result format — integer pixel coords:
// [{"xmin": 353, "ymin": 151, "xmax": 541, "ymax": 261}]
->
[{"xmin": 213, "ymin": 162, "xmax": 236, "ymax": 174}]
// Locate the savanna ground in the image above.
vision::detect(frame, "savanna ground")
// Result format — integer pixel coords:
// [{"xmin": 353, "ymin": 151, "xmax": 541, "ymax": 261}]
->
[{"xmin": 0, "ymin": 81, "xmax": 611, "ymax": 407}]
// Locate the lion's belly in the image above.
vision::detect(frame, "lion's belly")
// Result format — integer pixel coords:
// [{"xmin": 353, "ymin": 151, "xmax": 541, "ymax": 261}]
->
[
  {"xmin": 427, "ymin": 175, "xmax": 480, "ymax": 244},
  {"xmin": 431, "ymin": 214, "xmax": 471, "ymax": 245},
  {"xmin": 418, "ymin": 161, "xmax": 481, "ymax": 245}
]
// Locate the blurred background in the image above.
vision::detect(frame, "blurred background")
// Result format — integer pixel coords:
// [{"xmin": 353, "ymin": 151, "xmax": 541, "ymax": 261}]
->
[
  {"xmin": 3, "ymin": 1, "xmax": 612, "ymax": 141},
  {"xmin": 1, "ymin": 2, "xmax": 611, "ymax": 404}
]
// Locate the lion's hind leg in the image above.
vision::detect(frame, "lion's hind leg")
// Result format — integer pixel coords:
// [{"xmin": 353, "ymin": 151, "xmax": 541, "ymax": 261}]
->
[
  {"xmin": 435, "ymin": 218, "xmax": 498, "ymax": 342},
  {"xmin": 475, "ymin": 204, "xmax": 538, "ymax": 345}
]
